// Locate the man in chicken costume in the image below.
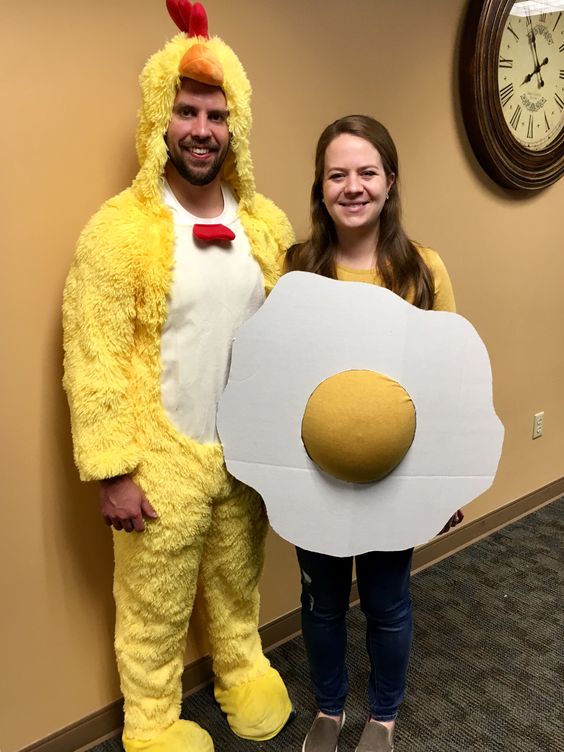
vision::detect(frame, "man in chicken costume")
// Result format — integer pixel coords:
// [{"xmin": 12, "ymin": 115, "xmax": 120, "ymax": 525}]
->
[{"xmin": 63, "ymin": 2, "xmax": 294, "ymax": 750}]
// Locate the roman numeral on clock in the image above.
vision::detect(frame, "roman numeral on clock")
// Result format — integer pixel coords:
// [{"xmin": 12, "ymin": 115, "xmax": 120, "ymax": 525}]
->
[
  {"xmin": 556, "ymin": 93, "xmax": 564, "ymax": 110},
  {"xmin": 510, "ymin": 105, "xmax": 522, "ymax": 130},
  {"xmin": 553, "ymin": 12, "xmax": 562, "ymax": 31},
  {"xmin": 544, "ymin": 111, "xmax": 550, "ymax": 131},
  {"xmin": 499, "ymin": 56, "xmax": 513, "ymax": 68},
  {"xmin": 527, "ymin": 115, "xmax": 534, "ymax": 139},
  {"xmin": 508, "ymin": 23, "xmax": 519, "ymax": 41},
  {"xmin": 500, "ymin": 83, "xmax": 514, "ymax": 107}
]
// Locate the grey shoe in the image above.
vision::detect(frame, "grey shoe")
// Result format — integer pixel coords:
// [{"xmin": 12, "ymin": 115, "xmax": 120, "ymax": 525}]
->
[
  {"xmin": 302, "ymin": 712, "xmax": 345, "ymax": 752},
  {"xmin": 355, "ymin": 718, "xmax": 394, "ymax": 752}
]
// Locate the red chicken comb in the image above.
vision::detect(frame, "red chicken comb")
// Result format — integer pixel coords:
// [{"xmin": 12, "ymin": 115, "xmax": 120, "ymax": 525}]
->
[
  {"xmin": 166, "ymin": 0, "xmax": 190, "ymax": 31},
  {"xmin": 190, "ymin": 3, "xmax": 209, "ymax": 38},
  {"xmin": 166, "ymin": 0, "xmax": 209, "ymax": 38}
]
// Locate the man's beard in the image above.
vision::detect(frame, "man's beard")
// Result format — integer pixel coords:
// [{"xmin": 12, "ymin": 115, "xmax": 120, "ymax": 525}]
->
[{"xmin": 167, "ymin": 140, "xmax": 228, "ymax": 186}]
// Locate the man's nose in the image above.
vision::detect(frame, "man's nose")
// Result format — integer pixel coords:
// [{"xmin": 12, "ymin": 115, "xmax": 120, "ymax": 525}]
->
[{"xmin": 192, "ymin": 112, "xmax": 212, "ymax": 138}]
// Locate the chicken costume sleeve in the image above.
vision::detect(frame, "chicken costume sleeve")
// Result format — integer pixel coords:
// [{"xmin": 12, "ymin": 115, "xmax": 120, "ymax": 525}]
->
[{"xmin": 62, "ymin": 3, "xmax": 294, "ymax": 751}]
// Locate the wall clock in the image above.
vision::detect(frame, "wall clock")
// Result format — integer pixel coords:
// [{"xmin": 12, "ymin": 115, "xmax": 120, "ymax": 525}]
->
[{"xmin": 460, "ymin": 0, "xmax": 564, "ymax": 190}]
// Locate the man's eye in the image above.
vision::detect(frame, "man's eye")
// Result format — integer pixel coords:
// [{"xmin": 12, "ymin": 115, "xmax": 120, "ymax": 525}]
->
[{"xmin": 210, "ymin": 113, "xmax": 226, "ymax": 123}]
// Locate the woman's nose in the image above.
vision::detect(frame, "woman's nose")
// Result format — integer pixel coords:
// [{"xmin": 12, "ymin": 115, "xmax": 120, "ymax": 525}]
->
[{"xmin": 344, "ymin": 174, "xmax": 362, "ymax": 193}]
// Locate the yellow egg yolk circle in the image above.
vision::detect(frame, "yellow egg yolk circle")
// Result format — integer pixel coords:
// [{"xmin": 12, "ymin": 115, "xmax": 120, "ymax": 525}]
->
[{"xmin": 301, "ymin": 369, "xmax": 416, "ymax": 483}]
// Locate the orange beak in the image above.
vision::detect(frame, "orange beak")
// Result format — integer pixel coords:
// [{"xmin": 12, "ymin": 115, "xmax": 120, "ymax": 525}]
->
[{"xmin": 179, "ymin": 43, "xmax": 224, "ymax": 87}]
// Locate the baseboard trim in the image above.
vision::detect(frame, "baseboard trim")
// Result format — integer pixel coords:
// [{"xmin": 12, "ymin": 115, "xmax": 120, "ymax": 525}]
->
[
  {"xmin": 20, "ymin": 478, "xmax": 563, "ymax": 752},
  {"xmin": 411, "ymin": 476, "xmax": 563, "ymax": 574}
]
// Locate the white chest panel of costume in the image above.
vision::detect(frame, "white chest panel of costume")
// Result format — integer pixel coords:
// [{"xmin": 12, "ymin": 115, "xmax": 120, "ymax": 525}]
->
[{"xmin": 160, "ymin": 181, "xmax": 265, "ymax": 443}]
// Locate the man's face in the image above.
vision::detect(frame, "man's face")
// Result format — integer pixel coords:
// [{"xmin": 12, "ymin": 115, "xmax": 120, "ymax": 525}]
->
[{"xmin": 165, "ymin": 78, "xmax": 230, "ymax": 186}]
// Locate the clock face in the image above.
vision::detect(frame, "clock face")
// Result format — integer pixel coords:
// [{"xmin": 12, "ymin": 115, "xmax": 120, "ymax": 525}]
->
[{"xmin": 498, "ymin": 4, "xmax": 564, "ymax": 151}]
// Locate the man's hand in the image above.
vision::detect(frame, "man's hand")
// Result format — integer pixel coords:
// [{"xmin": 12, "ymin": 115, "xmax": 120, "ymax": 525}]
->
[{"xmin": 99, "ymin": 475, "xmax": 158, "ymax": 533}]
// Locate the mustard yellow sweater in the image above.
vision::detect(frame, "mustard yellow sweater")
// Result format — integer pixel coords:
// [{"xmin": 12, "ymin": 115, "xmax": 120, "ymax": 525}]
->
[{"xmin": 335, "ymin": 246, "xmax": 456, "ymax": 312}]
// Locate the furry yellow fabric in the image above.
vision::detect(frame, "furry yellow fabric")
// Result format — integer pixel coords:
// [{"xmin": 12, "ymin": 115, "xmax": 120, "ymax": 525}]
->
[
  {"xmin": 63, "ymin": 17, "xmax": 294, "ymax": 750},
  {"xmin": 123, "ymin": 720, "xmax": 213, "ymax": 752},
  {"xmin": 214, "ymin": 667, "xmax": 293, "ymax": 740},
  {"xmin": 114, "ymin": 450, "xmax": 270, "ymax": 740},
  {"xmin": 134, "ymin": 34, "xmax": 258, "ymax": 212},
  {"xmin": 63, "ymin": 188, "xmax": 288, "ymax": 481}
]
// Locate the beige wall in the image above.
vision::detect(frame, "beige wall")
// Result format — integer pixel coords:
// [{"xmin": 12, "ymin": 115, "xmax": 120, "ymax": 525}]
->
[{"xmin": 1, "ymin": 1, "xmax": 563, "ymax": 750}]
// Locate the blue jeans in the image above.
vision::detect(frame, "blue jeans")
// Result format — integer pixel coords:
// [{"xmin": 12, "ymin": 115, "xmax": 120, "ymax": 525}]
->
[{"xmin": 296, "ymin": 546, "xmax": 414, "ymax": 721}]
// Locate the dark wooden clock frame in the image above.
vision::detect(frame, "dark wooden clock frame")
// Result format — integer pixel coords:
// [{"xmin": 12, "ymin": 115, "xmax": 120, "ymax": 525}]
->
[{"xmin": 459, "ymin": 0, "xmax": 564, "ymax": 190}]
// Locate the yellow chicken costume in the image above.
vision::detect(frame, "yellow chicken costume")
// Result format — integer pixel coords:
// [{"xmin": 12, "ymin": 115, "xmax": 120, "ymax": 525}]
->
[{"xmin": 62, "ymin": 2, "xmax": 293, "ymax": 750}]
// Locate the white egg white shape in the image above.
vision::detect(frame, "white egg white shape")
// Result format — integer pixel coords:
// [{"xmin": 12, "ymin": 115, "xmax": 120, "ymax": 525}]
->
[{"xmin": 217, "ymin": 272, "xmax": 504, "ymax": 556}]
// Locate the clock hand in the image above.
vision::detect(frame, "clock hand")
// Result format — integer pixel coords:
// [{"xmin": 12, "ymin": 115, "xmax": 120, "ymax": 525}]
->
[
  {"xmin": 531, "ymin": 43, "xmax": 545, "ymax": 88},
  {"xmin": 537, "ymin": 57, "xmax": 548, "ymax": 88},
  {"xmin": 525, "ymin": 16, "xmax": 540, "ymax": 65},
  {"xmin": 520, "ymin": 57, "xmax": 549, "ymax": 87},
  {"xmin": 526, "ymin": 15, "xmax": 545, "ymax": 87}
]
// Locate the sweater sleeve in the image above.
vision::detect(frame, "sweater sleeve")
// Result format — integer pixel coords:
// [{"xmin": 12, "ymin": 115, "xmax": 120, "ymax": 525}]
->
[
  {"xmin": 420, "ymin": 247, "xmax": 456, "ymax": 313},
  {"xmin": 62, "ymin": 207, "xmax": 141, "ymax": 482}
]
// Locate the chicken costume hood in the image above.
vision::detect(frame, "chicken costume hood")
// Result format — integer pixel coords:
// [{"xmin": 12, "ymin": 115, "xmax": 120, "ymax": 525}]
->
[
  {"xmin": 134, "ymin": 1, "xmax": 262, "ymax": 215},
  {"xmin": 63, "ymin": 3, "xmax": 293, "ymax": 751}
]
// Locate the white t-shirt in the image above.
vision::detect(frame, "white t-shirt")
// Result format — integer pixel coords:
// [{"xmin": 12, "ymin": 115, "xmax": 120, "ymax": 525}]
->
[{"xmin": 160, "ymin": 180, "xmax": 265, "ymax": 442}]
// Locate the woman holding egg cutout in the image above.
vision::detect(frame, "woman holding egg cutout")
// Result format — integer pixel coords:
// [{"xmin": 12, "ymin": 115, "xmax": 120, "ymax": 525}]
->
[{"xmin": 282, "ymin": 115, "xmax": 463, "ymax": 752}]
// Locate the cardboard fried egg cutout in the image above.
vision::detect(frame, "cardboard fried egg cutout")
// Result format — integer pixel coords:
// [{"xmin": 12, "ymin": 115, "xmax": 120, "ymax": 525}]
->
[{"xmin": 217, "ymin": 272, "xmax": 504, "ymax": 556}]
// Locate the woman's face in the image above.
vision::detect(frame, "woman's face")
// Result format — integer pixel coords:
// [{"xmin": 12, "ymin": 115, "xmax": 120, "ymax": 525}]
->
[{"xmin": 322, "ymin": 133, "xmax": 394, "ymax": 237}]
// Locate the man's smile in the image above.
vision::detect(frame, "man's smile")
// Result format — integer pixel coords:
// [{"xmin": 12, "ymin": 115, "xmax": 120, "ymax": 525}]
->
[{"xmin": 181, "ymin": 143, "xmax": 218, "ymax": 159}]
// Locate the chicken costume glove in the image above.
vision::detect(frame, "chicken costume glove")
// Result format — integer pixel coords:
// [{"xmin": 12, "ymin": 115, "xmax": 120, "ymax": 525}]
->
[{"xmin": 63, "ymin": 2, "xmax": 293, "ymax": 750}]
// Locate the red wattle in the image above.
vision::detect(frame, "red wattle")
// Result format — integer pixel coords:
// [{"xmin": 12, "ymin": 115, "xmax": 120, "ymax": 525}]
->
[{"xmin": 193, "ymin": 224, "xmax": 235, "ymax": 242}]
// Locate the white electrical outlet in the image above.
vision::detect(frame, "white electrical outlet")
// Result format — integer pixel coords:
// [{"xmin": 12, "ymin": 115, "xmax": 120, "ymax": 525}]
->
[{"xmin": 532, "ymin": 411, "xmax": 544, "ymax": 439}]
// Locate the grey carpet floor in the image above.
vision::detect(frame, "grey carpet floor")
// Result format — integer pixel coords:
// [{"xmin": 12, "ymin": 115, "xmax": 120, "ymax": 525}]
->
[{"xmin": 91, "ymin": 497, "xmax": 563, "ymax": 751}]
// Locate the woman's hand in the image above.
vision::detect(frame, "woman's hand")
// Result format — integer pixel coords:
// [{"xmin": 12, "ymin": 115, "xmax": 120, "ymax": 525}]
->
[{"xmin": 438, "ymin": 509, "xmax": 464, "ymax": 535}]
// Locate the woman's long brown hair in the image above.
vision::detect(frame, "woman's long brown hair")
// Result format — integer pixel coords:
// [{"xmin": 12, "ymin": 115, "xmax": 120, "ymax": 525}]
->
[{"xmin": 284, "ymin": 115, "xmax": 434, "ymax": 310}]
